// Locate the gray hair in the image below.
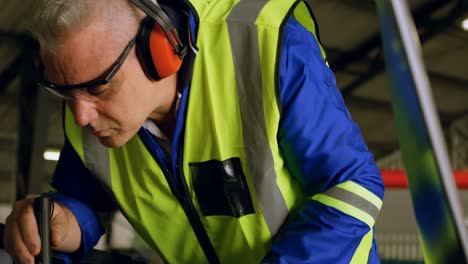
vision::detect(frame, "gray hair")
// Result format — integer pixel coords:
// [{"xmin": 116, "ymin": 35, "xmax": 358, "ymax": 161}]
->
[{"xmin": 29, "ymin": 0, "xmax": 141, "ymax": 50}]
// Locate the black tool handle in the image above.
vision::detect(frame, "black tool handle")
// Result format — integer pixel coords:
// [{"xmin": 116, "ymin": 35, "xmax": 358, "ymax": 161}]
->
[
  {"xmin": 33, "ymin": 193, "xmax": 52, "ymax": 264},
  {"xmin": 0, "ymin": 223, "xmax": 5, "ymax": 249}
]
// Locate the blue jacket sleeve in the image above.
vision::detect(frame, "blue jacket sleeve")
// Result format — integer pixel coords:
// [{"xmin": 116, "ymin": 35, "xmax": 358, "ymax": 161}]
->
[
  {"xmin": 264, "ymin": 17, "xmax": 385, "ymax": 263},
  {"xmin": 50, "ymin": 139, "xmax": 117, "ymax": 263}
]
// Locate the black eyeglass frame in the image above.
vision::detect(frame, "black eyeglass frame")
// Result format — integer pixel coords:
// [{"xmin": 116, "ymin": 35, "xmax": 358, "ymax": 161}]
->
[{"xmin": 38, "ymin": 37, "xmax": 137, "ymax": 92}]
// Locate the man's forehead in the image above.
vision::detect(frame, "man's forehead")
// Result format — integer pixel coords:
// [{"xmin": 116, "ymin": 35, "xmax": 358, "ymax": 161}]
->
[{"xmin": 41, "ymin": 23, "xmax": 128, "ymax": 85}]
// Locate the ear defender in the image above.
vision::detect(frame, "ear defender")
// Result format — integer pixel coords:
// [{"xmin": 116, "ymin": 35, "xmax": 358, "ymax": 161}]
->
[
  {"xmin": 136, "ymin": 16, "xmax": 184, "ymax": 81},
  {"xmin": 130, "ymin": 0, "xmax": 187, "ymax": 81}
]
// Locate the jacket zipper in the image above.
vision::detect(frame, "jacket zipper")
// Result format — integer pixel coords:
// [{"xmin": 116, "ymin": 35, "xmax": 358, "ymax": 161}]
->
[
  {"xmin": 139, "ymin": 128, "xmax": 220, "ymax": 263},
  {"xmin": 176, "ymin": 142, "xmax": 221, "ymax": 264},
  {"xmin": 174, "ymin": 2, "xmax": 221, "ymax": 262},
  {"xmin": 142, "ymin": 2, "xmax": 220, "ymax": 262},
  {"xmin": 159, "ymin": 144, "xmax": 220, "ymax": 263}
]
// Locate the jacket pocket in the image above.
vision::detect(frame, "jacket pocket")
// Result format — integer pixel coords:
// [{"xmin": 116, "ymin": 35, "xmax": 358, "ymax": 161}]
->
[{"xmin": 190, "ymin": 157, "xmax": 255, "ymax": 217}]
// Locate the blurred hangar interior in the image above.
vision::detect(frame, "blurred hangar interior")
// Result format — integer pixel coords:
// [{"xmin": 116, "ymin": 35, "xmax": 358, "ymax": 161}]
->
[{"xmin": 0, "ymin": 0, "xmax": 467, "ymax": 263}]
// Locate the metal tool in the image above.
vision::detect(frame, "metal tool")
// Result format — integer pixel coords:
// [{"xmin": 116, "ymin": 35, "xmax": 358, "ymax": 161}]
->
[{"xmin": 34, "ymin": 192, "xmax": 53, "ymax": 264}]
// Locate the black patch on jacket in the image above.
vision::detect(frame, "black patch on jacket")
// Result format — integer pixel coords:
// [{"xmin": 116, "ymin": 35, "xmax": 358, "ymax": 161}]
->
[{"xmin": 190, "ymin": 157, "xmax": 255, "ymax": 217}]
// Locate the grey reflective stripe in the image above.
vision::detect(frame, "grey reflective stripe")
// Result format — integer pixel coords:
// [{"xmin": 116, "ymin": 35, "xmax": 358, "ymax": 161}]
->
[
  {"xmin": 228, "ymin": 0, "xmax": 269, "ymax": 24},
  {"xmin": 82, "ymin": 127, "xmax": 112, "ymax": 189},
  {"xmin": 323, "ymin": 186, "xmax": 380, "ymax": 221},
  {"xmin": 227, "ymin": 0, "xmax": 288, "ymax": 236}
]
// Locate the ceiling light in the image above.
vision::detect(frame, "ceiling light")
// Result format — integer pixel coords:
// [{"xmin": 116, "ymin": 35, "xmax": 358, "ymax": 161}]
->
[
  {"xmin": 43, "ymin": 149, "xmax": 61, "ymax": 161},
  {"xmin": 462, "ymin": 18, "xmax": 468, "ymax": 31}
]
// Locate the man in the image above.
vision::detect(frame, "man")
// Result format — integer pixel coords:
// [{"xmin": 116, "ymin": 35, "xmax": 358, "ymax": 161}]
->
[{"xmin": 4, "ymin": 0, "xmax": 385, "ymax": 263}]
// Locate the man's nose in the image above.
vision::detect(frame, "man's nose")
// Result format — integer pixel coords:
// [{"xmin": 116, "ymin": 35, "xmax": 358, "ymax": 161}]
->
[{"xmin": 67, "ymin": 98, "xmax": 98, "ymax": 127}]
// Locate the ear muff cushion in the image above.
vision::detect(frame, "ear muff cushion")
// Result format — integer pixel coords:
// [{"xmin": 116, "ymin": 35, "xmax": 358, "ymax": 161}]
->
[{"xmin": 136, "ymin": 16, "xmax": 183, "ymax": 81}]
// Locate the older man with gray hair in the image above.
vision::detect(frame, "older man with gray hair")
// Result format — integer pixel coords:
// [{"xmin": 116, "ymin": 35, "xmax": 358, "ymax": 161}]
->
[{"xmin": 4, "ymin": 0, "xmax": 384, "ymax": 263}]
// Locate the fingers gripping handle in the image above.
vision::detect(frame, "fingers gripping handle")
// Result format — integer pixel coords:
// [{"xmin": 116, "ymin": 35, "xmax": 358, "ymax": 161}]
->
[{"xmin": 33, "ymin": 193, "xmax": 53, "ymax": 264}]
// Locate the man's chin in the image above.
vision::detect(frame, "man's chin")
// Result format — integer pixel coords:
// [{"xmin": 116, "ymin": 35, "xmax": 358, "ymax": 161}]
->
[{"xmin": 97, "ymin": 135, "xmax": 128, "ymax": 148}]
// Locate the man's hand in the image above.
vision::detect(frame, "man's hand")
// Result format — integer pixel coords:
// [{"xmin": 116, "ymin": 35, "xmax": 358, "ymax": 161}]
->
[{"xmin": 3, "ymin": 198, "xmax": 82, "ymax": 264}]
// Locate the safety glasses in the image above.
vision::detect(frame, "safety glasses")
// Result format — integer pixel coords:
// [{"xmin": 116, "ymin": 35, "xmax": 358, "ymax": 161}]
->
[{"xmin": 38, "ymin": 37, "xmax": 136, "ymax": 101}]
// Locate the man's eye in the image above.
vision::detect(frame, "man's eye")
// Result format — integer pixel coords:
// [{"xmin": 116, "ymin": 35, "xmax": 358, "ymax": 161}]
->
[{"xmin": 86, "ymin": 85, "xmax": 107, "ymax": 95}]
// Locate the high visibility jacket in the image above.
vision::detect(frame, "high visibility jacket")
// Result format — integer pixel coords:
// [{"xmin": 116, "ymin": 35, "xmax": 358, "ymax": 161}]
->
[{"xmin": 53, "ymin": 0, "xmax": 384, "ymax": 263}]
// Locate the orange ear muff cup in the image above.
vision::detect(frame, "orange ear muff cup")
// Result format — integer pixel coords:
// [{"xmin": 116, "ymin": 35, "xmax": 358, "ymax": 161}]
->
[
  {"xmin": 136, "ymin": 16, "xmax": 183, "ymax": 81},
  {"xmin": 149, "ymin": 22, "xmax": 183, "ymax": 79}
]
